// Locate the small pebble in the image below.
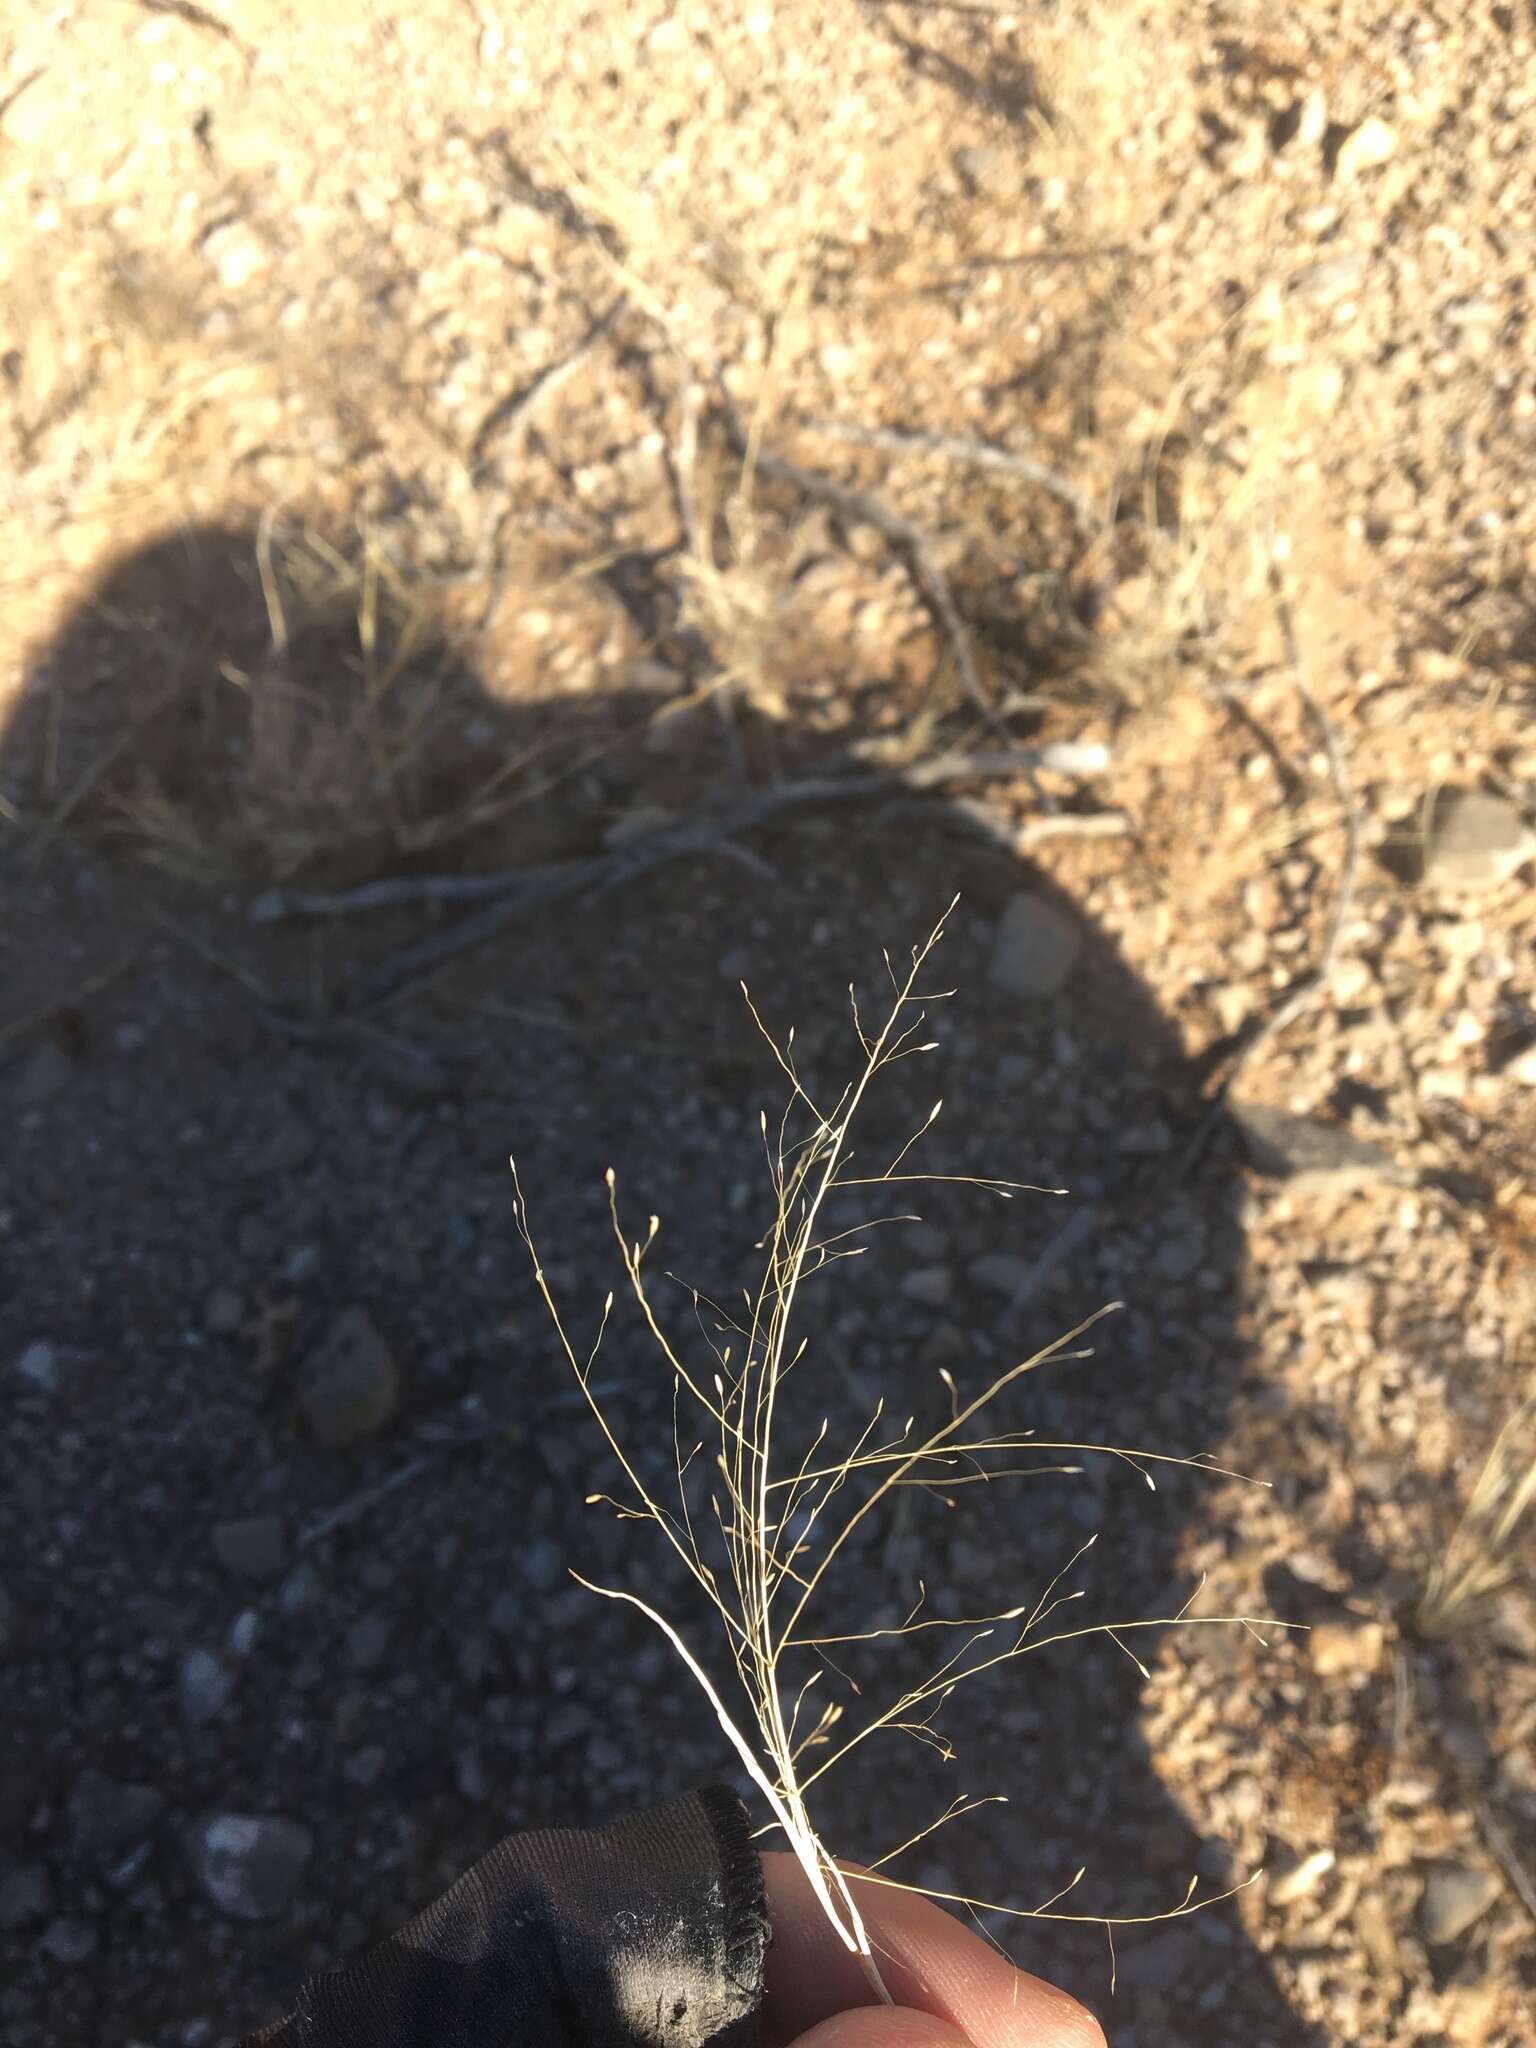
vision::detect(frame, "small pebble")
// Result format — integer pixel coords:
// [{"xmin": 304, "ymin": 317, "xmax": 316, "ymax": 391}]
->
[
  {"xmin": 1308, "ymin": 1614, "xmax": 1387, "ymax": 1680},
  {"xmin": 227, "ymin": 1609, "xmax": 260, "ymax": 1658},
  {"xmin": 298, "ymin": 1308, "xmax": 400, "ymax": 1446},
  {"xmin": 1269, "ymin": 1848, "xmax": 1335, "ymax": 1906},
  {"xmin": 186, "ymin": 1814, "xmax": 313, "ymax": 1921},
  {"xmin": 14, "ymin": 1340, "xmax": 60, "ymax": 1395},
  {"xmin": 901, "ymin": 1265, "xmax": 953, "ymax": 1308},
  {"xmin": 40, "ymin": 1917, "xmax": 98, "ymax": 1965},
  {"xmin": 988, "ymin": 893, "xmax": 1083, "ymax": 1000},
  {"xmin": 204, "ymin": 1288, "xmax": 246, "ymax": 1336},
  {"xmin": 1334, "ymin": 117, "xmax": 1397, "ymax": 183},
  {"xmin": 1416, "ymin": 788, "xmax": 1533, "ymax": 893},
  {"xmin": 455, "ymin": 1747, "xmax": 488, "ymax": 1803},
  {"xmin": 180, "ymin": 1648, "xmax": 236, "ymax": 1726},
  {"xmin": 1419, "ymin": 1862, "xmax": 1501, "ymax": 1945}
]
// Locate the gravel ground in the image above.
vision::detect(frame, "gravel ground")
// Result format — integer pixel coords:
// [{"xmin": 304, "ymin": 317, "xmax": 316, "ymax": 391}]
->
[{"xmin": 3, "ymin": 4, "xmax": 1535, "ymax": 2046}]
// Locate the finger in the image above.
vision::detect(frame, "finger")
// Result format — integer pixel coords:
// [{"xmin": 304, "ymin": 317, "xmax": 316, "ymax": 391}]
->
[
  {"xmin": 789, "ymin": 2005, "xmax": 974, "ymax": 2048},
  {"xmin": 760, "ymin": 1853, "xmax": 1106, "ymax": 2048}
]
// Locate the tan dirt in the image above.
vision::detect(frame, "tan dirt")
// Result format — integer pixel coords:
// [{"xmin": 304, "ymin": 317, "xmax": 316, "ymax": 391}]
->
[{"xmin": 2, "ymin": 4, "xmax": 1534, "ymax": 2045}]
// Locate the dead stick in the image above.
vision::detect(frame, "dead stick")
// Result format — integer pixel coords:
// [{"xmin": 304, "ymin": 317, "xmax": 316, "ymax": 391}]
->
[
  {"xmin": 470, "ymin": 292, "xmax": 627, "ymax": 470},
  {"xmin": 251, "ymin": 749, "xmax": 1101, "ymax": 924},
  {"xmin": 1015, "ymin": 812, "xmax": 1130, "ymax": 846},
  {"xmin": 802, "ymin": 419, "xmax": 1100, "ymax": 531},
  {"xmin": 713, "ymin": 389, "xmax": 1006, "ymax": 737}
]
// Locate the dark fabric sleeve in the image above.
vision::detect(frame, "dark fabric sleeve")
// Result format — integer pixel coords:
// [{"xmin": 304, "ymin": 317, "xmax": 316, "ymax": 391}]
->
[{"xmin": 239, "ymin": 1785, "xmax": 769, "ymax": 2048}]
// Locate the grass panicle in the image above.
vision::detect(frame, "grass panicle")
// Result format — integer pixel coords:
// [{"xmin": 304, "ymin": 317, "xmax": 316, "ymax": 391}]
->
[{"xmin": 512, "ymin": 907, "xmax": 1279, "ymax": 1996}]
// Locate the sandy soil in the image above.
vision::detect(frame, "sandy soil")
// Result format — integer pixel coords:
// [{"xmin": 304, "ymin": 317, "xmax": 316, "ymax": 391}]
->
[{"xmin": 2, "ymin": 4, "xmax": 1534, "ymax": 2045}]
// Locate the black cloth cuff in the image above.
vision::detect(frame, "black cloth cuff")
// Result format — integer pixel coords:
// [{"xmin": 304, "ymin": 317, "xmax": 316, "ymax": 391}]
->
[{"xmin": 239, "ymin": 1785, "xmax": 769, "ymax": 2048}]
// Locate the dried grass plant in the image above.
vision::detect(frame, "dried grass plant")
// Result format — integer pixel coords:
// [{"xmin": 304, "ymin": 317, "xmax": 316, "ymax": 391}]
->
[
  {"xmin": 1418, "ymin": 1379, "xmax": 1536, "ymax": 1639},
  {"xmin": 512, "ymin": 908, "xmax": 1275, "ymax": 1997}
]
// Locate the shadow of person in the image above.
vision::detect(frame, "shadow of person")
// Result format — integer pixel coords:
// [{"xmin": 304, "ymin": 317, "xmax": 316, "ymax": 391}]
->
[{"xmin": 0, "ymin": 523, "xmax": 1325, "ymax": 2048}]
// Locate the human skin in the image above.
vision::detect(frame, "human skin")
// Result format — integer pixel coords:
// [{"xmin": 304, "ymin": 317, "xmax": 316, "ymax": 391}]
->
[{"xmin": 760, "ymin": 1853, "xmax": 1109, "ymax": 2048}]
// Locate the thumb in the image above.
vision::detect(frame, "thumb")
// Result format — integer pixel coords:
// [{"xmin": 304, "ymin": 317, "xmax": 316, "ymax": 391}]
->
[{"xmin": 791, "ymin": 2009, "xmax": 975, "ymax": 2048}]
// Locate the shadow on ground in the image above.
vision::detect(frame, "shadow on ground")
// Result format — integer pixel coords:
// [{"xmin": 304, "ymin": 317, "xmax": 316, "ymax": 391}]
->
[{"xmin": 0, "ymin": 525, "xmax": 1324, "ymax": 2048}]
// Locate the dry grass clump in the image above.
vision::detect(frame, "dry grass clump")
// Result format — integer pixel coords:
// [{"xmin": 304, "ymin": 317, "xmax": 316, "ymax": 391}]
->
[
  {"xmin": 667, "ymin": 385, "xmax": 814, "ymax": 729},
  {"xmin": 1418, "ymin": 1381, "xmax": 1536, "ymax": 1639},
  {"xmin": 11, "ymin": 520, "xmax": 561, "ymax": 885},
  {"xmin": 513, "ymin": 909, "xmax": 1277, "ymax": 1995}
]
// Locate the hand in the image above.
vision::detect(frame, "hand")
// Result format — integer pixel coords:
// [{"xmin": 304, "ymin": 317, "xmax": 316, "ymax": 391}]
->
[{"xmin": 760, "ymin": 1854, "xmax": 1107, "ymax": 2048}]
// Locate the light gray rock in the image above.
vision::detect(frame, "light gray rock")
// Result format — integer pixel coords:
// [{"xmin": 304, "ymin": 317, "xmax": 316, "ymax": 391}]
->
[
  {"xmin": 1307, "ymin": 1614, "xmax": 1387, "ymax": 1680},
  {"xmin": 1419, "ymin": 1861, "xmax": 1501, "ymax": 1944},
  {"xmin": 204, "ymin": 1288, "xmax": 246, "ymax": 1336},
  {"xmin": 1230, "ymin": 1103, "xmax": 1411, "ymax": 1190},
  {"xmin": 1036, "ymin": 739, "xmax": 1111, "ymax": 777},
  {"xmin": 455, "ymin": 1747, "xmax": 488, "ymax": 1803},
  {"xmin": 966, "ymin": 1251, "xmax": 1032, "ymax": 1295},
  {"xmin": 14, "ymin": 1341, "xmax": 60, "ymax": 1396},
  {"xmin": 39, "ymin": 1917, "xmax": 97, "ymax": 1965},
  {"xmin": 1332, "ymin": 115, "xmax": 1397, "ymax": 183},
  {"xmin": 202, "ymin": 219, "xmax": 267, "ymax": 290},
  {"xmin": 1292, "ymin": 253, "xmax": 1368, "ymax": 303},
  {"xmin": 186, "ymin": 1814, "xmax": 313, "ymax": 1921},
  {"xmin": 988, "ymin": 894, "xmax": 1083, "ymax": 999},
  {"xmin": 1417, "ymin": 788, "xmax": 1534, "ymax": 892},
  {"xmin": 284, "ymin": 1244, "xmax": 322, "ymax": 1284},
  {"xmin": 278, "ymin": 1561, "xmax": 323, "ymax": 1616},
  {"xmin": 1268, "ymin": 1847, "xmax": 1335, "ymax": 1906},
  {"xmin": 298, "ymin": 1308, "xmax": 399, "ymax": 1445},
  {"xmin": 179, "ymin": 1648, "xmax": 236, "ymax": 1727},
  {"xmin": 212, "ymin": 1516, "xmax": 288, "ymax": 1581},
  {"xmin": 226, "ymin": 1609, "xmax": 260, "ymax": 1658},
  {"xmin": 900, "ymin": 1265, "xmax": 954, "ymax": 1308}
]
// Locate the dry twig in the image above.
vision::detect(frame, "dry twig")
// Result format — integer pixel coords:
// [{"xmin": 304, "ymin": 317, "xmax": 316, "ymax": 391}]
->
[
  {"xmin": 803, "ymin": 418, "xmax": 1101, "ymax": 532},
  {"xmin": 714, "ymin": 388, "xmax": 1003, "ymax": 732},
  {"xmin": 470, "ymin": 293, "xmax": 628, "ymax": 471},
  {"xmin": 263, "ymin": 743, "xmax": 1119, "ymax": 1008},
  {"xmin": 249, "ymin": 743, "xmax": 1111, "ymax": 928}
]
